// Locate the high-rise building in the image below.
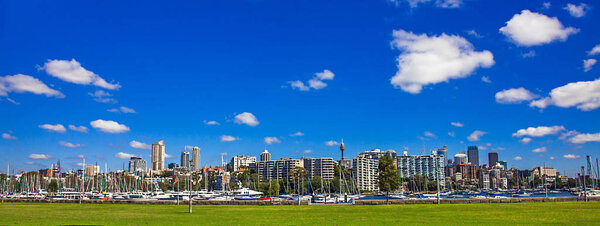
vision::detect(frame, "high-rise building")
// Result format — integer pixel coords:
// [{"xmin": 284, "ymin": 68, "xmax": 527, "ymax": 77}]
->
[
  {"xmin": 85, "ymin": 164, "xmax": 99, "ymax": 176},
  {"xmin": 358, "ymin": 149, "xmax": 397, "ymax": 159},
  {"xmin": 303, "ymin": 158, "xmax": 335, "ymax": 181},
  {"xmin": 168, "ymin": 163, "xmax": 179, "ymax": 169},
  {"xmin": 396, "ymin": 151, "xmax": 445, "ymax": 186},
  {"xmin": 260, "ymin": 149, "xmax": 271, "ymax": 162},
  {"xmin": 249, "ymin": 158, "xmax": 302, "ymax": 181},
  {"xmin": 488, "ymin": 152, "xmax": 498, "ymax": 167},
  {"xmin": 129, "ymin": 157, "xmax": 146, "ymax": 173},
  {"xmin": 467, "ymin": 146, "xmax": 479, "ymax": 166},
  {"xmin": 152, "ymin": 140, "xmax": 165, "ymax": 171},
  {"xmin": 437, "ymin": 146, "xmax": 448, "ymax": 166},
  {"xmin": 352, "ymin": 155, "xmax": 379, "ymax": 191},
  {"xmin": 454, "ymin": 152, "xmax": 468, "ymax": 164},
  {"xmin": 231, "ymin": 155, "xmax": 257, "ymax": 171},
  {"xmin": 192, "ymin": 146, "xmax": 201, "ymax": 171},
  {"xmin": 181, "ymin": 151, "xmax": 190, "ymax": 169}
]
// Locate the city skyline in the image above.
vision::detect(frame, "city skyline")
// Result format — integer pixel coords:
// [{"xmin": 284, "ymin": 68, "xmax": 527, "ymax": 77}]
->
[{"xmin": 1, "ymin": 0, "xmax": 600, "ymax": 177}]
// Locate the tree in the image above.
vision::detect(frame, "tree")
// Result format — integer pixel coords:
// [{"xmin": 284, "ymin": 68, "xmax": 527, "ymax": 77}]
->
[
  {"xmin": 48, "ymin": 179, "xmax": 58, "ymax": 194},
  {"xmin": 377, "ymin": 155, "xmax": 401, "ymax": 204},
  {"xmin": 268, "ymin": 180, "xmax": 280, "ymax": 197}
]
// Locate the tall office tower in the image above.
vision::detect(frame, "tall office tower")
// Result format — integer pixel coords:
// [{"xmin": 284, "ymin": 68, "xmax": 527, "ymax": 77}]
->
[
  {"xmin": 437, "ymin": 146, "xmax": 448, "ymax": 166},
  {"xmin": 454, "ymin": 152, "xmax": 468, "ymax": 164},
  {"xmin": 231, "ymin": 155, "xmax": 257, "ymax": 172},
  {"xmin": 181, "ymin": 151, "xmax": 190, "ymax": 169},
  {"xmin": 467, "ymin": 146, "xmax": 479, "ymax": 167},
  {"xmin": 303, "ymin": 158, "xmax": 335, "ymax": 181},
  {"xmin": 152, "ymin": 140, "xmax": 165, "ymax": 171},
  {"xmin": 129, "ymin": 156, "xmax": 147, "ymax": 173},
  {"xmin": 260, "ymin": 149, "xmax": 271, "ymax": 162},
  {"xmin": 488, "ymin": 152, "xmax": 499, "ymax": 167},
  {"xmin": 192, "ymin": 146, "xmax": 201, "ymax": 171}
]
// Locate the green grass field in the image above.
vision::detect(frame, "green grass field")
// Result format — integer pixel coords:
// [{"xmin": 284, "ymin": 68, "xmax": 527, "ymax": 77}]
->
[{"xmin": 1, "ymin": 201, "xmax": 599, "ymax": 225}]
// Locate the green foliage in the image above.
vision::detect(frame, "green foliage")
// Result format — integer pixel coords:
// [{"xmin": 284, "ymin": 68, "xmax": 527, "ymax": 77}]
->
[
  {"xmin": 47, "ymin": 179, "xmax": 58, "ymax": 193},
  {"xmin": 377, "ymin": 155, "xmax": 401, "ymax": 193},
  {"xmin": 268, "ymin": 180, "xmax": 280, "ymax": 197}
]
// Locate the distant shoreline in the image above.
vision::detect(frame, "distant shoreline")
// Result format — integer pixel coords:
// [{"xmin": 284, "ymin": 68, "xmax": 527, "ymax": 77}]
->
[{"xmin": 2, "ymin": 196, "xmax": 597, "ymax": 205}]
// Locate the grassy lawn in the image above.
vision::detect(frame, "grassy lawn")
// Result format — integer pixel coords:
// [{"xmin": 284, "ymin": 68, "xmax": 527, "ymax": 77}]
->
[{"xmin": 1, "ymin": 201, "xmax": 599, "ymax": 225}]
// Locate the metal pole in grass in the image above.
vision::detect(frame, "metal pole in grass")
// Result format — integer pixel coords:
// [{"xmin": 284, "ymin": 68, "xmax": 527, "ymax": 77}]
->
[
  {"xmin": 581, "ymin": 166, "xmax": 587, "ymax": 202},
  {"xmin": 189, "ymin": 166, "xmax": 193, "ymax": 213},
  {"xmin": 435, "ymin": 155, "xmax": 440, "ymax": 205}
]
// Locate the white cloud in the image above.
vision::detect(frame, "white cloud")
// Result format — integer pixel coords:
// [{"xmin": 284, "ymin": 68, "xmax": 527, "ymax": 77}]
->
[
  {"xmin": 29, "ymin": 154, "xmax": 52, "ymax": 160},
  {"xmin": 119, "ymin": 106, "xmax": 136, "ymax": 113},
  {"xmin": 0, "ymin": 74, "xmax": 64, "ymax": 98},
  {"xmin": 520, "ymin": 137, "xmax": 532, "ymax": 144},
  {"xmin": 325, "ymin": 140, "xmax": 339, "ymax": 146},
  {"xmin": 40, "ymin": 59, "xmax": 120, "ymax": 90},
  {"xmin": 513, "ymin": 156, "xmax": 522, "ymax": 161},
  {"xmin": 549, "ymin": 156, "xmax": 555, "ymax": 160},
  {"xmin": 532, "ymin": 147, "xmax": 547, "ymax": 153},
  {"xmin": 467, "ymin": 130, "xmax": 487, "ymax": 142},
  {"xmin": 563, "ymin": 154, "xmax": 581, "ymax": 159},
  {"xmin": 234, "ymin": 112, "xmax": 259, "ymax": 126},
  {"xmin": 76, "ymin": 154, "xmax": 85, "ymax": 159},
  {"xmin": 512, "ymin": 126, "xmax": 565, "ymax": 137},
  {"xmin": 129, "ymin": 140, "xmax": 151, "ymax": 150},
  {"xmin": 2, "ymin": 133, "xmax": 17, "ymax": 140},
  {"xmin": 115, "ymin": 152, "xmax": 137, "ymax": 159},
  {"xmin": 478, "ymin": 146, "xmax": 489, "ymax": 150},
  {"xmin": 390, "ymin": 30, "xmax": 494, "ymax": 94},
  {"xmin": 499, "ymin": 10, "xmax": 578, "ymax": 46},
  {"xmin": 264, "ymin": 137, "xmax": 281, "ymax": 145},
  {"xmin": 495, "ymin": 88, "xmax": 537, "ymax": 104},
  {"xmin": 451, "ymin": 122, "xmax": 464, "ymax": 127},
  {"xmin": 584, "ymin": 59, "xmax": 597, "ymax": 72},
  {"xmin": 88, "ymin": 90, "xmax": 116, "ymax": 104},
  {"xmin": 424, "ymin": 131, "xmax": 437, "ymax": 139},
  {"xmin": 467, "ymin": 30, "xmax": 483, "ymax": 38},
  {"xmin": 522, "ymin": 50, "xmax": 536, "ymax": 58},
  {"xmin": 39, "ymin": 124, "xmax": 66, "ymax": 133},
  {"xmin": 68, "ymin": 125, "xmax": 88, "ymax": 133},
  {"xmin": 165, "ymin": 153, "xmax": 174, "ymax": 159},
  {"xmin": 530, "ymin": 78, "xmax": 600, "ymax": 111},
  {"xmin": 59, "ymin": 141, "xmax": 83, "ymax": 149},
  {"xmin": 308, "ymin": 79, "xmax": 327, "ymax": 89},
  {"xmin": 481, "ymin": 76, "xmax": 492, "ymax": 83},
  {"xmin": 589, "ymin": 45, "xmax": 600, "ymax": 56},
  {"xmin": 399, "ymin": 0, "xmax": 463, "ymax": 8},
  {"xmin": 315, "ymin": 70, "xmax": 335, "ymax": 80},
  {"xmin": 107, "ymin": 106, "xmax": 136, "ymax": 114},
  {"xmin": 90, "ymin": 119, "xmax": 130, "ymax": 133},
  {"xmin": 203, "ymin": 120, "xmax": 220, "ymax": 125},
  {"xmin": 289, "ymin": 80, "xmax": 310, "ymax": 91},
  {"xmin": 220, "ymin": 135, "xmax": 239, "ymax": 142},
  {"xmin": 288, "ymin": 70, "xmax": 335, "ymax": 91},
  {"xmin": 568, "ymin": 133, "xmax": 600, "ymax": 144},
  {"xmin": 291, "ymin": 132, "xmax": 304, "ymax": 137},
  {"xmin": 492, "ymin": 147, "xmax": 506, "ymax": 151},
  {"xmin": 564, "ymin": 3, "xmax": 589, "ymax": 18},
  {"xmin": 303, "ymin": 150, "xmax": 313, "ymax": 154},
  {"xmin": 543, "ymin": 2, "xmax": 551, "ymax": 9},
  {"xmin": 448, "ymin": 132, "xmax": 455, "ymax": 137}
]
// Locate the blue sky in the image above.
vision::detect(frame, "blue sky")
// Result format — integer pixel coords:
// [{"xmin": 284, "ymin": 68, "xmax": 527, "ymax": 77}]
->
[{"xmin": 1, "ymin": 0, "xmax": 599, "ymax": 176}]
